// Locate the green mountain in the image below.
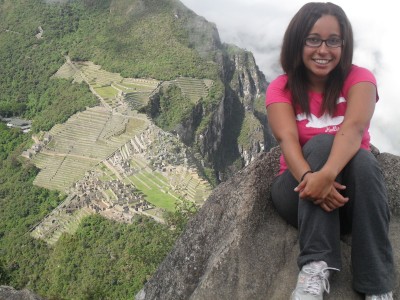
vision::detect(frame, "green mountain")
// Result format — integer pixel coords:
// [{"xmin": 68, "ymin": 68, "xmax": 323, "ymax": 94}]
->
[{"xmin": 0, "ymin": 0, "xmax": 274, "ymax": 298}]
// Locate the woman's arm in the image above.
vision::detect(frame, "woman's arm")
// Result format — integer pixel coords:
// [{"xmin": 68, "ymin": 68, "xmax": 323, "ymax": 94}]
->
[
  {"xmin": 297, "ymin": 82, "xmax": 376, "ymax": 210},
  {"xmin": 322, "ymin": 82, "xmax": 376, "ymax": 178},
  {"xmin": 268, "ymin": 101, "xmax": 348, "ymax": 212},
  {"xmin": 266, "ymin": 102, "xmax": 311, "ymax": 182}
]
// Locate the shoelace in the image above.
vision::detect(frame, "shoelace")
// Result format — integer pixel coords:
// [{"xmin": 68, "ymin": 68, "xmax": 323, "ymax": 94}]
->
[
  {"xmin": 302, "ymin": 266, "xmax": 339, "ymax": 295},
  {"xmin": 369, "ymin": 294, "xmax": 393, "ymax": 300}
]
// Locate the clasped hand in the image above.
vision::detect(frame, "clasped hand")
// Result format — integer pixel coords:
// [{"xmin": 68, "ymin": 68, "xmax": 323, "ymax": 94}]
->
[{"xmin": 294, "ymin": 171, "xmax": 349, "ymax": 212}]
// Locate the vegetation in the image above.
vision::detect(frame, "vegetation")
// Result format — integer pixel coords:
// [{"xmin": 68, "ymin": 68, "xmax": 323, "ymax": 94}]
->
[
  {"xmin": 0, "ymin": 0, "xmax": 217, "ymax": 118},
  {"xmin": 36, "ymin": 215, "xmax": 180, "ymax": 299},
  {"xmin": 65, "ymin": 0, "xmax": 218, "ymax": 80},
  {"xmin": 153, "ymin": 84, "xmax": 195, "ymax": 131},
  {"xmin": 237, "ymin": 112, "xmax": 264, "ymax": 148},
  {"xmin": 0, "ymin": 259, "xmax": 8, "ymax": 285},
  {"xmin": 196, "ymin": 79, "xmax": 225, "ymax": 134},
  {"xmin": 128, "ymin": 171, "xmax": 179, "ymax": 212},
  {"xmin": 0, "ymin": 134, "xmax": 189, "ymax": 298},
  {"xmin": 0, "ymin": 3, "xmax": 98, "ymax": 129},
  {"xmin": 164, "ymin": 198, "xmax": 199, "ymax": 232},
  {"xmin": 0, "ymin": 0, "xmax": 265, "ymax": 297},
  {"xmin": 0, "ymin": 0, "xmax": 220, "ymax": 297},
  {"xmin": 0, "ymin": 123, "xmax": 28, "ymax": 160},
  {"xmin": 0, "ymin": 128, "xmax": 63, "ymax": 289}
]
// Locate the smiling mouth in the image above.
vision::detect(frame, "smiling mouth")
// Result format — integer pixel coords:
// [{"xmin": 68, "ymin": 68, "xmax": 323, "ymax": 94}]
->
[{"xmin": 313, "ymin": 59, "xmax": 331, "ymax": 65}]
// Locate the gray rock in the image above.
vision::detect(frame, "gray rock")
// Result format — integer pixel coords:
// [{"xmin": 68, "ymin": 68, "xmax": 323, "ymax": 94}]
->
[
  {"xmin": 137, "ymin": 147, "xmax": 400, "ymax": 299},
  {"xmin": 0, "ymin": 286, "xmax": 45, "ymax": 300}
]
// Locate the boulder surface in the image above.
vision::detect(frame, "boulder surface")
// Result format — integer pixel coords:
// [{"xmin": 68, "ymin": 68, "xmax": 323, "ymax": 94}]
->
[{"xmin": 137, "ymin": 147, "xmax": 400, "ymax": 300}]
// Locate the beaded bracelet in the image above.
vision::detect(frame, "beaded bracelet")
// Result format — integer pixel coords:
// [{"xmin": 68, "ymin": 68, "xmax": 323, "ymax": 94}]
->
[{"xmin": 300, "ymin": 170, "xmax": 313, "ymax": 182}]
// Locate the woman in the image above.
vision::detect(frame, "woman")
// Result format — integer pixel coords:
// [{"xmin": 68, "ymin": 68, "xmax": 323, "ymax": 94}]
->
[{"xmin": 265, "ymin": 2, "xmax": 395, "ymax": 300}]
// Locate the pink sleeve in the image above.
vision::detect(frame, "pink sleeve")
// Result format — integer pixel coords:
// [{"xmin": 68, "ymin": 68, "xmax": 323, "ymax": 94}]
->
[
  {"xmin": 342, "ymin": 65, "xmax": 379, "ymax": 101},
  {"xmin": 265, "ymin": 75, "xmax": 292, "ymax": 107}
]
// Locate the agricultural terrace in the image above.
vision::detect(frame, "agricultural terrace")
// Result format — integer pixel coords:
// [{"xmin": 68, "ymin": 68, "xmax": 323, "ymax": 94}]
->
[
  {"xmin": 30, "ymin": 197, "xmax": 93, "ymax": 246},
  {"xmin": 54, "ymin": 59, "xmax": 213, "ymax": 111},
  {"xmin": 109, "ymin": 124, "xmax": 213, "ymax": 208},
  {"xmin": 30, "ymin": 60, "xmax": 213, "ymax": 242},
  {"xmin": 30, "ymin": 121, "xmax": 212, "ymax": 244},
  {"xmin": 54, "ymin": 59, "xmax": 161, "ymax": 110},
  {"xmin": 167, "ymin": 77, "xmax": 213, "ymax": 104},
  {"xmin": 32, "ymin": 106, "xmax": 150, "ymax": 192}
]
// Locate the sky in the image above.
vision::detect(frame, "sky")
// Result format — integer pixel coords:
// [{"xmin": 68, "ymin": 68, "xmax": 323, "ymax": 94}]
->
[{"xmin": 180, "ymin": 0, "xmax": 400, "ymax": 155}]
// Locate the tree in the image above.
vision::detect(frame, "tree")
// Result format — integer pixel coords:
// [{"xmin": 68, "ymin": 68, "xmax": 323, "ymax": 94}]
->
[{"xmin": 0, "ymin": 259, "xmax": 9, "ymax": 285}]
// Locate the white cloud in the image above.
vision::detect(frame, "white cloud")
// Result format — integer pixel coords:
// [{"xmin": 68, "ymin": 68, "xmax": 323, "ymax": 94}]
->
[{"xmin": 181, "ymin": 0, "xmax": 400, "ymax": 155}]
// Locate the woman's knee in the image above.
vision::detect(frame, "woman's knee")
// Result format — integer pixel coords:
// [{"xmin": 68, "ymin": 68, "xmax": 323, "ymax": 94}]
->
[
  {"xmin": 343, "ymin": 149, "xmax": 389, "ymax": 209},
  {"xmin": 346, "ymin": 149, "xmax": 381, "ymax": 178},
  {"xmin": 302, "ymin": 134, "xmax": 334, "ymax": 167}
]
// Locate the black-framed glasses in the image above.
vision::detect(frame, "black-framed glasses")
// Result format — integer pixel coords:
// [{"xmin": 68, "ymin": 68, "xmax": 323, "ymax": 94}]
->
[{"xmin": 304, "ymin": 37, "xmax": 344, "ymax": 48}]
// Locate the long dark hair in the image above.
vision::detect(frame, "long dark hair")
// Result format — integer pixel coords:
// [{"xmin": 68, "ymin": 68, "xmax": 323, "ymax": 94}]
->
[{"xmin": 280, "ymin": 2, "xmax": 353, "ymax": 115}]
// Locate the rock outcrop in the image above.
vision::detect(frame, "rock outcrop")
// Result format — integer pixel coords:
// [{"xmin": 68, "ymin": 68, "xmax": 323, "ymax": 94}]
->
[
  {"xmin": 0, "ymin": 286, "xmax": 44, "ymax": 300},
  {"xmin": 137, "ymin": 147, "xmax": 400, "ymax": 299}
]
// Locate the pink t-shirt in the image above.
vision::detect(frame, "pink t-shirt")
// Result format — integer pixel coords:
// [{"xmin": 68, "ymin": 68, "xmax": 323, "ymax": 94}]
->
[{"xmin": 265, "ymin": 65, "xmax": 378, "ymax": 174}]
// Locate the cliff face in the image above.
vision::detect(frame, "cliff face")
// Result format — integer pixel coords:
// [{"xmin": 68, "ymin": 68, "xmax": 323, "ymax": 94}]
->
[
  {"xmin": 140, "ymin": 2, "xmax": 273, "ymax": 180},
  {"xmin": 38, "ymin": 0, "xmax": 274, "ymax": 181},
  {"xmin": 136, "ymin": 147, "xmax": 400, "ymax": 300},
  {"xmin": 223, "ymin": 46, "xmax": 271, "ymax": 166},
  {"xmin": 173, "ymin": 7, "xmax": 273, "ymax": 179},
  {"xmin": 224, "ymin": 46, "xmax": 267, "ymax": 111},
  {"xmin": 190, "ymin": 45, "xmax": 272, "ymax": 180}
]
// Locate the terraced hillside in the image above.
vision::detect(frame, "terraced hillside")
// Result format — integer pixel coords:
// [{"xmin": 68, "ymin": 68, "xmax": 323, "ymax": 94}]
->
[
  {"xmin": 32, "ymin": 106, "xmax": 150, "ymax": 191},
  {"xmin": 30, "ymin": 197, "xmax": 93, "ymax": 246},
  {"xmin": 54, "ymin": 59, "xmax": 161, "ymax": 110},
  {"xmin": 30, "ymin": 122, "xmax": 212, "ymax": 244},
  {"xmin": 173, "ymin": 77, "xmax": 211, "ymax": 103},
  {"xmin": 117, "ymin": 124, "xmax": 213, "ymax": 206},
  {"xmin": 29, "ymin": 60, "xmax": 213, "ymax": 244},
  {"xmin": 116, "ymin": 78, "xmax": 161, "ymax": 110},
  {"xmin": 54, "ymin": 59, "xmax": 213, "ymax": 111}
]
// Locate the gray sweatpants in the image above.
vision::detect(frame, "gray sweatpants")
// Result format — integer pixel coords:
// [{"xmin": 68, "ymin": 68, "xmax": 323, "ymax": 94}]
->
[{"xmin": 271, "ymin": 134, "xmax": 395, "ymax": 294}]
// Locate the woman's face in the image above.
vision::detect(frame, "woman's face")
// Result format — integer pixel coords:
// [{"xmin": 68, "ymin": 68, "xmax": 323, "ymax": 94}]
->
[{"xmin": 302, "ymin": 15, "xmax": 342, "ymax": 87}]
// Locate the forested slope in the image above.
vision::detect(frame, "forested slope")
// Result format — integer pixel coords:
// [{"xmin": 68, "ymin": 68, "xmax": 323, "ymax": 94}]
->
[
  {"xmin": 0, "ymin": 0, "xmax": 270, "ymax": 298},
  {"xmin": 0, "ymin": 0, "xmax": 210, "ymax": 297}
]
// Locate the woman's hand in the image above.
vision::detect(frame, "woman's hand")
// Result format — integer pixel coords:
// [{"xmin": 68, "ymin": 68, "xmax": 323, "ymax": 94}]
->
[
  {"xmin": 314, "ymin": 182, "xmax": 349, "ymax": 212},
  {"xmin": 294, "ymin": 171, "xmax": 349, "ymax": 212}
]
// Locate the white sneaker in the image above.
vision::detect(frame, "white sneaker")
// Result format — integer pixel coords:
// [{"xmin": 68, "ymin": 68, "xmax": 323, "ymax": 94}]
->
[
  {"xmin": 290, "ymin": 261, "xmax": 339, "ymax": 300},
  {"xmin": 366, "ymin": 292, "xmax": 393, "ymax": 300}
]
